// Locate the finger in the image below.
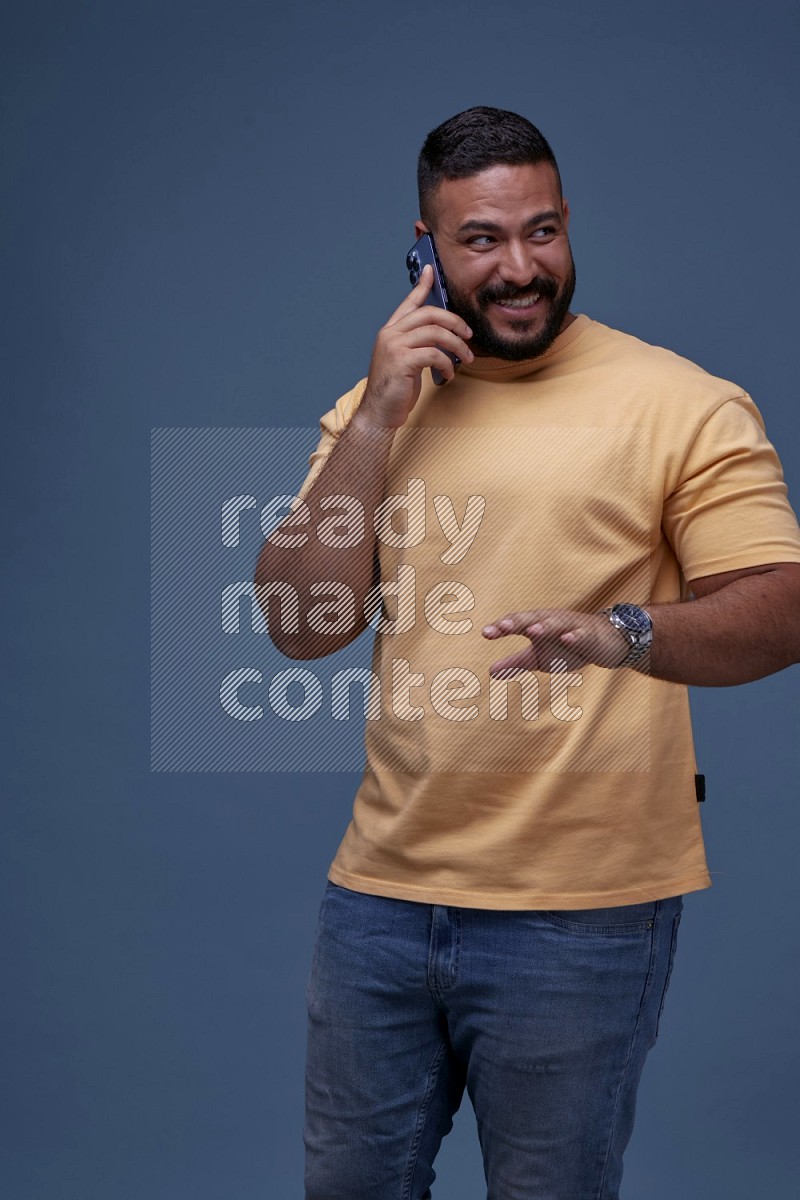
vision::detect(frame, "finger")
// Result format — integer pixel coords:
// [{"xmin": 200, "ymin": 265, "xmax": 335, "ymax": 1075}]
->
[
  {"xmin": 428, "ymin": 348, "xmax": 459, "ymax": 383},
  {"xmin": 482, "ymin": 612, "xmax": 541, "ymax": 638},
  {"xmin": 385, "ymin": 264, "xmax": 435, "ymax": 325},
  {"xmin": 400, "ymin": 323, "xmax": 474, "ymax": 362},
  {"xmin": 392, "ymin": 305, "xmax": 474, "ymax": 349},
  {"xmin": 487, "ymin": 648, "xmax": 539, "ymax": 677},
  {"xmin": 398, "ymin": 347, "xmax": 460, "ymax": 385},
  {"xmin": 524, "ymin": 618, "xmax": 584, "ymax": 642},
  {"xmin": 396, "ymin": 346, "xmax": 462, "ymax": 382}
]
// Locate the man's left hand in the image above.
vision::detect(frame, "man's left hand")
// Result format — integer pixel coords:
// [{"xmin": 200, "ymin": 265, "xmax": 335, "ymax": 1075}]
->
[{"xmin": 481, "ymin": 609, "xmax": 630, "ymax": 674}]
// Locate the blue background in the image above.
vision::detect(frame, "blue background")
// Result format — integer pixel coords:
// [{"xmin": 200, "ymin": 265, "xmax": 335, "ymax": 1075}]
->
[{"xmin": 3, "ymin": 1, "xmax": 799, "ymax": 1195}]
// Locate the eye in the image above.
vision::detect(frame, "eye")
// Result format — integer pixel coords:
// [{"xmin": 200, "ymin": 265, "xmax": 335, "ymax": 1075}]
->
[
  {"xmin": 466, "ymin": 235, "xmax": 495, "ymax": 246},
  {"xmin": 532, "ymin": 225, "xmax": 557, "ymax": 238}
]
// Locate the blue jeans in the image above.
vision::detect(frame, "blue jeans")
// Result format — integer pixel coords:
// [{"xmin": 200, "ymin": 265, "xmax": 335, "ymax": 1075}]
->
[{"xmin": 305, "ymin": 882, "xmax": 683, "ymax": 1200}]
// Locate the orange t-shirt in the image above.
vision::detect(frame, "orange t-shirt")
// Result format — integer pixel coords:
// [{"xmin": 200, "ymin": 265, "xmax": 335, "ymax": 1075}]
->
[{"xmin": 296, "ymin": 315, "xmax": 800, "ymax": 908}]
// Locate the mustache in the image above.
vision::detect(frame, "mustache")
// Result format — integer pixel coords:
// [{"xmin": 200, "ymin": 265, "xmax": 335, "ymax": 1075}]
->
[{"xmin": 478, "ymin": 277, "xmax": 558, "ymax": 305}]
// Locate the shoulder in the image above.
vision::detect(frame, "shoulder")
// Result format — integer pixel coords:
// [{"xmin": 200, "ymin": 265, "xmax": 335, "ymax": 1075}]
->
[
  {"xmin": 576, "ymin": 317, "xmax": 755, "ymax": 437},
  {"xmin": 293, "ymin": 378, "xmax": 369, "ymax": 503},
  {"xmin": 581, "ymin": 317, "xmax": 740, "ymax": 397},
  {"xmin": 319, "ymin": 377, "xmax": 369, "ymax": 437}
]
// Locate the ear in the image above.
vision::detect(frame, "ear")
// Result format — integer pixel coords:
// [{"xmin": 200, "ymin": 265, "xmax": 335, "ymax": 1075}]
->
[
  {"xmin": 414, "ymin": 219, "xmax": 429, "ymax": 239},
  {"xmin": 562, "ymin": 198, "xmax": 570, "ymax": 230}
]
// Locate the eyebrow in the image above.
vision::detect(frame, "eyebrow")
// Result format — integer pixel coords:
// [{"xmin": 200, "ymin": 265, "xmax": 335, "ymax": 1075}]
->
[{"xmin": 456, "ymin": 209, "xmax": 563, "ymax": 235}]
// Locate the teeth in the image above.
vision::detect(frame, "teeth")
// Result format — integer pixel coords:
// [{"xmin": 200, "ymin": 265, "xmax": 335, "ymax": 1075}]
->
[{"xmin": 498, "ymin": 293, "xmax": 540, "ymax": 308}]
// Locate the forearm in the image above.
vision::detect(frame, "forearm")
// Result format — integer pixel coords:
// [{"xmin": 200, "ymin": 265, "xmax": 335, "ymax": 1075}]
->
[
  {"xmin": 482, "ymin": 565, "xmax": 800, "ymax": 687},
  {"xmin": 255, "ymin": 411, "xmax": 396, "ymax": 659},
  {"xmin": 257, "ymin": 268, "xmax": 475, "ymax": 659},
  {"xmin": 643, "ymin": 570, "xmax": 800, "ymax": 686}
]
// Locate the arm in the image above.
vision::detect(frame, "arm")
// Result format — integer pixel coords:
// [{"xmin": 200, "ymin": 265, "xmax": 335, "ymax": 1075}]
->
[
  {"xmin": 255, "ymin": 265, "xmax": 474, "ymax": 659},
  {"xmin": 643, "ymin": 562, "xmax": 800, "ymax": 685},
  {"xmin": 481, "ymin": 562, "xmax": 800, "ymax": 687},
  {"xmin": 254, "ymin": 414, "xmax": 395, "ymax": 659}
]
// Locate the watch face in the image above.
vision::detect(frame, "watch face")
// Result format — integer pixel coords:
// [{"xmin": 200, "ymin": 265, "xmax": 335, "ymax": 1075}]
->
[{"xmin": 613, "ymin": 604, "xmax": 651, "ymax": 635}]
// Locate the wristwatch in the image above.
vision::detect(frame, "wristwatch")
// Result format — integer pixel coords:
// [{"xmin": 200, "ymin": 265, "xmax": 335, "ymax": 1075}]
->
[{"xmin": 602, "ymin": 603, "xmax": 653, "ymax": 667}]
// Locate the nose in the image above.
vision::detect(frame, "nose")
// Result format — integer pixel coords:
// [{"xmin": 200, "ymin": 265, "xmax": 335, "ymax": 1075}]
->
[{"xmin": 497, "ymin": 238, "xmax": 539, "ymax": 288}]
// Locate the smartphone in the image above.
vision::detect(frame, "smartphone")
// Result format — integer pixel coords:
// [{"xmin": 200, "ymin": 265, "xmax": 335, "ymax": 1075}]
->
[{"xmin": 406, "ymin": 233, "xmax": 461, "ymax": 386}]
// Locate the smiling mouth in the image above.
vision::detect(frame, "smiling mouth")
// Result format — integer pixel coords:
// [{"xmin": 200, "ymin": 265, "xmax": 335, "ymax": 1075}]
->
[{"xmin": 493, "ymin": 291, "xmax": 541, "ymax": 312}]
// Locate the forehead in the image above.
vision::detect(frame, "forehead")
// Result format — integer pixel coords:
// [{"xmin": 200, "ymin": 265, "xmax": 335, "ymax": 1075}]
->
[{"xmin": 429, "ymin": 162, "xmax": 563, "ymax": 231}]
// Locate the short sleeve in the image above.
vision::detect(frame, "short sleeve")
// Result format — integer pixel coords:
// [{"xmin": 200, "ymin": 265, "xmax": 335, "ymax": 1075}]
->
[
  {"xmin": 662, "ymin": 393, "xmax": 800, "ymax": 580},
  {"xmin": 293, "ymin": 378, "xmax": 369, "ymax": 504}
]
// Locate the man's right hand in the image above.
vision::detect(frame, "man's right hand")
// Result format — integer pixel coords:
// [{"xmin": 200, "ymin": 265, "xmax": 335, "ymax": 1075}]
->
[{"xmin": 355, "ymin": 264, "xmax": 474, "ymax": 431}]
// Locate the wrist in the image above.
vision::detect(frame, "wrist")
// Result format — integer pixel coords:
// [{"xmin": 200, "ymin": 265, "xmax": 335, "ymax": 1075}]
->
[{"xmin": 601, "ymin": 603, "xmax": 653, "ymax": 668}]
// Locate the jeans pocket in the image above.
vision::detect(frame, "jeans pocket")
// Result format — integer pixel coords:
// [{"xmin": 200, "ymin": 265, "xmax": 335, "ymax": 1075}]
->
[{"xmin": 540, "ymin": 900, "xmax": 657, "ymax": 934}]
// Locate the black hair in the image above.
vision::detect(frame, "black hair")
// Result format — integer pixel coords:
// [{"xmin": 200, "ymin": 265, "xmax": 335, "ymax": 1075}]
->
[{"xmin": 417, "ymin": 106, "xmax": 562, "ymax": 226}]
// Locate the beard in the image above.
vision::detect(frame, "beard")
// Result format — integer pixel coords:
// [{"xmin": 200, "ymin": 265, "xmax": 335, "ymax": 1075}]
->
[{"xmin": 444, "ymin": 255, "xmax": 577, "ymax": 362}]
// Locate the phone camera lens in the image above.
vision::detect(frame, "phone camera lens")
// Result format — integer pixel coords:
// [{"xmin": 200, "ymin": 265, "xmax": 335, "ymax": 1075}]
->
[{"xmin": 406, "ymin": 252, "xmax": 415, "ymax": 270}]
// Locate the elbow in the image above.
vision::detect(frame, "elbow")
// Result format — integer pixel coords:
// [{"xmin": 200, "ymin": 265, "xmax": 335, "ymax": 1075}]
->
[
  {"xmin": 269, "ymin": 623, "xmax": 368, "ymax": 661},
  {"xmin": 253, "ymin": 549, "xmax": 305, "ymax": 657},
  {"xmin": 268, "ymin": 631, "xmax": 330, "ymax": 661}
]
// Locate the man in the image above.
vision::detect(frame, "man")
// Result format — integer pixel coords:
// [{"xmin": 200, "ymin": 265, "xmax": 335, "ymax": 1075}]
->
[{"xmin": 256, "ymin": 107, "xmax": 800, "ymax": 1198}]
